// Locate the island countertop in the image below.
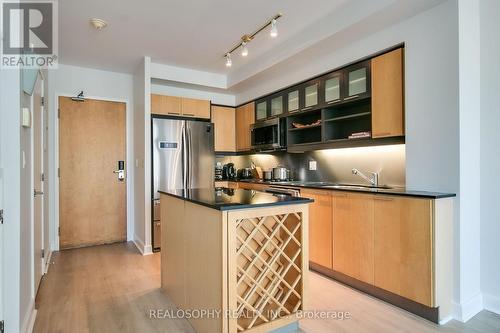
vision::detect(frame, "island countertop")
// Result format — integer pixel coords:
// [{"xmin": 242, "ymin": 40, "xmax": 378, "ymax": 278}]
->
[{"xmin": 159, "ymin": 187, "xmax": 313, "ymax": 211}]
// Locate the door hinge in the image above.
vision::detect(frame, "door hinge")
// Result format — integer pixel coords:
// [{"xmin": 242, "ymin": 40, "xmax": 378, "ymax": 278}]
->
[
  {"xmin": 58, "ymin": 168, "xmax": 60, "ymax": 178},
  {"xmin": 41, "ymin": 249, "xmax": 45, "ymax": 258},
  {"xmin": 58, "ymin": 108, "xmax": 60, "ymax": 118},
  {"xmin": 58, "ymin": 227, "xmax": 60, "ymax": 236},
  {"xmin": 41, "ymin": 96, "xmax": 45, "ymax": 106},
  {"xmin": 0, "ymin": 209, "xmax": 3, "ymax": 224},
  {"xmin": 0, "ymin": 320, "xmax": 4, "ymax": 333},
  {"xmin": 41, "ymin": 172, "xmax": 45, "ymax": 181}
]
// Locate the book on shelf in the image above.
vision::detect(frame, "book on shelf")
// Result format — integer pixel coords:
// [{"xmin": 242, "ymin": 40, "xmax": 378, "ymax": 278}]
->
[{"xmin": 348, "ymin": 131, "xmax": 371, "ymax": 139}]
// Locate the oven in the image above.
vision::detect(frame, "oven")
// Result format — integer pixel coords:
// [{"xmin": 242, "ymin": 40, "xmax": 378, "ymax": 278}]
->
[{"xmin": 251, "ymin": 118, "xmax": 286, "ymax": 151}]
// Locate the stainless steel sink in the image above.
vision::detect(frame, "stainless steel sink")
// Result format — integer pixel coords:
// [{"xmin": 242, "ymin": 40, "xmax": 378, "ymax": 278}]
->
[{"xmin": 323, "ymin": 184, "xmax": 394, "ymax": 190}]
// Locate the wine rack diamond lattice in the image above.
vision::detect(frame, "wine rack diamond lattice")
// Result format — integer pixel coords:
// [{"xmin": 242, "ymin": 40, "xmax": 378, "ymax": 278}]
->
[{"xmin": 234, "ymin": 212, "xmax": 303, "ymax": 331}]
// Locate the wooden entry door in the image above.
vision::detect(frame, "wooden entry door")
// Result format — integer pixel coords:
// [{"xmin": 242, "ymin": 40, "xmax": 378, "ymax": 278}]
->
[{"xmin": 59, "ymin": 97, "xmax": 126, "ymax": 249}]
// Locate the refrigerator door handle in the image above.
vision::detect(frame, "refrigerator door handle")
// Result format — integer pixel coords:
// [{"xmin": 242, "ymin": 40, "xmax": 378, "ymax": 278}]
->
[
  {"xmin": 182, "ymin": 123, "xmax": 188, "ymax": 190},
  {"xmin": 186, "ymin": 126, "xmax": 192, "ymax": 189}
]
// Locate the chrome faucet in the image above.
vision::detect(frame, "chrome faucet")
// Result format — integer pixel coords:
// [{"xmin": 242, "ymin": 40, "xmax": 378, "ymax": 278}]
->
[{"xmin": 352, "ymin": 168, "xmax": 379, "ymax": 187}]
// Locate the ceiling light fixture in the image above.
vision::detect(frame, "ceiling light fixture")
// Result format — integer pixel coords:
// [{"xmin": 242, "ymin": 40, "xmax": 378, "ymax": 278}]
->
[
  {"xmin": 90, "ymin": 18, "xmax": 108, "ymax": 30},
  {"xmin": 270, "ymin": 19, "xmax": 278, "ymax": 37},
  {"xmin": 241, "ymin": 41, "xmax": 249, "ymax": 57},
  {"xmin": 223, "ymin": 13, "xmax": 282, "ymax": 67}
]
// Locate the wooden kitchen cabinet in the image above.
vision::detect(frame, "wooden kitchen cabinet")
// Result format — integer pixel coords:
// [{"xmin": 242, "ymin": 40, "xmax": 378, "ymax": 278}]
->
[
  {"xmin": 151, "ymin": 94, "xmax": 210, "ymax": 119},
  {"xmin": 373, "ymin": 196, "xmax": 433, "ymax": 306},
  {"xmin": 333, "ymin": 192, "xmax": 374, "ymax": 284},
  {"xmin": 235, "ymin": 102, "xmax": 255, "ymax": 151},
  {"xmin": 302, "ymin": 189, "xmax": 333, "ymax": 269},
  {"xmin": 237, "ymin": 182, "xmax": 269, "ymax": 192},
  {"xmin": 151, "ymin": 94, "xmax": 182, "ymax": 116},
  {"xmin": 371, "ymin": 48, "xmax": 404, "ymax": 138},
  {"xmin": 211, "ymin": 105, "xmax": 236, "ymax": 152},
  {"xmin": 181, "ymin": 97, "xmax": 210, "ymax": 118}
]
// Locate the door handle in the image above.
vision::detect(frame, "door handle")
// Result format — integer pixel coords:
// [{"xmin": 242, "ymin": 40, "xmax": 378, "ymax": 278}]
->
[
  {"xmin": 34, "ymin": 189, "xmax": 44, "ymax": 197},
  {"xmin": 113, "ymin": 160, "xmax": 125, "ymax": 181}
]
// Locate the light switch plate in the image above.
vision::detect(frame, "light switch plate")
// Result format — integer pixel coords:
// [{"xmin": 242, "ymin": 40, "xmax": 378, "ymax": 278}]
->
[
  {"xmin": 22, "ymin": 107, "xmax": 31, "ymax": 127},
  {"xmin": 309, "ymin": 160, "xmax": 317, "ymax": 171}
]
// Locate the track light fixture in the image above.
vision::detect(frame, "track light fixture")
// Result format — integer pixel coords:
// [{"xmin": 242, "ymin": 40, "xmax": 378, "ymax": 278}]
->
[
  {"xmin": 270, "ymin": 19, "xmax": 278, "ymax": 37},
  {"xmin": 241, "ymin": 41, "xmax": 249, "ymax": 57},
  {"xmin": 223, "ymin": 13, "xmax": 282, "ymax": 67}
]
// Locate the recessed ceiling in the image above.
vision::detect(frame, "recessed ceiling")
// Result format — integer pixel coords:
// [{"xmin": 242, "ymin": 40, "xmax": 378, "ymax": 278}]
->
[{"xmin": 58, "ymin": 0, "xmax": 350, "ymax": 74}]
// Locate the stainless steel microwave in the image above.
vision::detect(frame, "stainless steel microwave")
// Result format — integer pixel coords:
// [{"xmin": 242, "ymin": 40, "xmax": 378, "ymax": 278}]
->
[{"xmin": 251, "ymin": 118, "xmax": 286, "ymax": 151}]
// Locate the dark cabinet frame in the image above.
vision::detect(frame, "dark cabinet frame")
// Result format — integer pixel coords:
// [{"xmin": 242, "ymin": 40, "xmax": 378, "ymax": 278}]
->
[
  {"xmin": 342, "ymin": 60, "xmax": 371, "ymax": 101},
  {"xmin": 299, "ymin": 78, "xmax": 322, "ymax": 113},
  {"xmin": 320, "ymin": 70, "xmax": 344, "ymax": 108},
  {"xmin": 255, "ymin": 98, "xmax": 270, "ymax": 121}
]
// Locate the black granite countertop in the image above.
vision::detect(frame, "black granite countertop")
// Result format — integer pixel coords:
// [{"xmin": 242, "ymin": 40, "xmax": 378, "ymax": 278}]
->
[
  {"xmin": 221, "ymin": 179, "xmax": 456, "ymax": 199},
  {"xmin": 159, "ymin": 188, "xmax": 313, "ymax": 211}
]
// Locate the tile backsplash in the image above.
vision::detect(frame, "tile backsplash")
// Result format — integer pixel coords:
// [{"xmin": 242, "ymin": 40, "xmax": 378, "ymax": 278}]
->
[{"xmin": 217, "ymin": 144, "xmax": 406, "ymax": 187}]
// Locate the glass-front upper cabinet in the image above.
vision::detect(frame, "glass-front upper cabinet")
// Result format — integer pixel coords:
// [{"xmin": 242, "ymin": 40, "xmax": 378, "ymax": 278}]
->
[
  {"xmin": 270, "ymin": 95, "xmax": 284, "ymax": 117},
  {"xmin": 287, "ymin": 89, "xmax": 300, "ymax": 113},
  {"xmin": 301, "ymin": 79, "xmax": 320, "ymax": 111},
  {"xmin": 322, "ymin": 71, "xmax": 342, "ymax": 106},
  {"xmin": 255, "ymin": 99, "xmax": 269, "ymax": 121},
  {"xmin": 344, "ymin": 61, "xmax": 371, "ymax": 100}
]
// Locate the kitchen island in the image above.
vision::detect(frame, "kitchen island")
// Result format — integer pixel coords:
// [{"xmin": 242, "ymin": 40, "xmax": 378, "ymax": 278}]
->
[{"xmin": 159, "ymin": 188, "xmax": 313, "ymax": 333}]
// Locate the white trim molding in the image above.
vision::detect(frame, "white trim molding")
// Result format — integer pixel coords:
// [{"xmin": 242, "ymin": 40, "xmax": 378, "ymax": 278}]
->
[
  {"xmin": 453, "ymin": 293, "xmax": 483, "ymax": 322},
  {"xmin": 133, "ymin": 235, "xmax": 152, "ymax": 256},
  {"xmin": 20, "ymin": 299, "xmax": 37, "ymax": 333},
  {"xmin": 483, "ymin": 293, "xmax": 500, "ymax": 316}
]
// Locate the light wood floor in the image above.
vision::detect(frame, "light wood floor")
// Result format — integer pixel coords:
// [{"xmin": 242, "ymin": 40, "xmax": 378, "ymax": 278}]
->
[{"xmin": 33, "ymin": 242, "xmax": 500, "ymax": 333}]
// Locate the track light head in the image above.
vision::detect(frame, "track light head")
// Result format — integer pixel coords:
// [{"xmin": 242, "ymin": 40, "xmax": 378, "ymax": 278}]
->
[
  {"xmin": 241, "ymin": 42, "xmax": 248, "ymax": 57},
  {"xmin": 270, "ymin": 19, "xmax": 278, "ymax": 37}
]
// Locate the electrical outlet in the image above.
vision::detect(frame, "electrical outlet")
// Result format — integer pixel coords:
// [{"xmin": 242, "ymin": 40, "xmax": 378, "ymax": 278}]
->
[{"xmin": 309, "ymin": 160, "xmax": 317, "ymax": 171}]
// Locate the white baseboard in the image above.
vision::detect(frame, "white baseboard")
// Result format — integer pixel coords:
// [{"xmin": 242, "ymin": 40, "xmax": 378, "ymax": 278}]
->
[
  {"xmin": 483, "ymin": 293, "xmax": 500, "ymax": 315},
  {"xmin": 133, "ymin": 235, "xmax": 153, "ymax": 256},
  {"xmin": 44, "ymin": 250, "xmax": 52, "ymax": 274},
  {"xmin": 21, "ymin": 298, "xmax": 37, "ymax": 333},
  {"xmin": 452, "ymin": 293, "xmax": 483, "ymax": 322},
  {"xmin": 439, "ymin": 315, "xmax": 453, "ymax": 325}
]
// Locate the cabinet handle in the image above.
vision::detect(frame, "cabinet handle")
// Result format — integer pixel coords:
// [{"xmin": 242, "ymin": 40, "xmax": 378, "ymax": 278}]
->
[
  {"xmin": 374, "ymin": 196, "xmax": 394, "ymax": 201},
  {"xmin": 168, "ymin": 112, "xmax": 180, "ymax": 115},
  {"xmin": 183, "ymin": 113, "xmax": 195, "ymax": 116},
  {"xmin": 327, "ymin": 99, "xmax": 341, "ymax": 104},
  {"xmin": 344, "ymin": 95, "xmax": 360, "ymax": 101}
]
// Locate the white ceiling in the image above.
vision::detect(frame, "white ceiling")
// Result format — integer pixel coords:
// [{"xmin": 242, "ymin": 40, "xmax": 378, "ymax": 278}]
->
[
  {"xmin": 59, "ymin": 0, "xmax": 445, "ymax": 90},
  {"xmin": 59, "ymin": 0, "xmax": 350, "ymax": 74}
]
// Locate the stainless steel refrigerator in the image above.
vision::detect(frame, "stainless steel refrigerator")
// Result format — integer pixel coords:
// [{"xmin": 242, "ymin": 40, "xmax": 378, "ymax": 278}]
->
[{"xmin": 151, "ymin": 118, "xmax": 215, "ymax": 251}]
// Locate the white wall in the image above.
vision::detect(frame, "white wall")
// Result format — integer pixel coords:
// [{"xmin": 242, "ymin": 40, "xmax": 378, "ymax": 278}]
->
[
  {"xmin": 231, "ymin": 0, "xmax": 471, "ymax": 319},
  {"xmin": 132, "ymin": 57, "xmax": 152, "ymax": 254},
  {"xmin": 133, "ymin": 60, "xmax": 237, "ymax": 255},
  {"xmin": 0, "ymin": 68, "xmax": 23, "ymax": 332},
  {"xmin": 47, "ymin": 64, "xmax": 135, "ymax": 251},
  {"xmin": 456, "ymin": 0, "xmax": 482, "ymax": 321},
  {"xmin": 480, "ymin": 0, "xmax": 500, "ymax": 315},
  {"xmin": 19, "ymin": 89, "xmax": 35, "ymax": 333}
]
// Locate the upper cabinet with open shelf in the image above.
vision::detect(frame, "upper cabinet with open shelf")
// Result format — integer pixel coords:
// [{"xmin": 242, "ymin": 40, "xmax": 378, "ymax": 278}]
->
[
  {"xmin": 250, "ymin": 46, "xmax": 404, "ymax": 152},
  {"xmin": 255, "ymin": 60, "xmax": 372, "ymax": 122}
]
